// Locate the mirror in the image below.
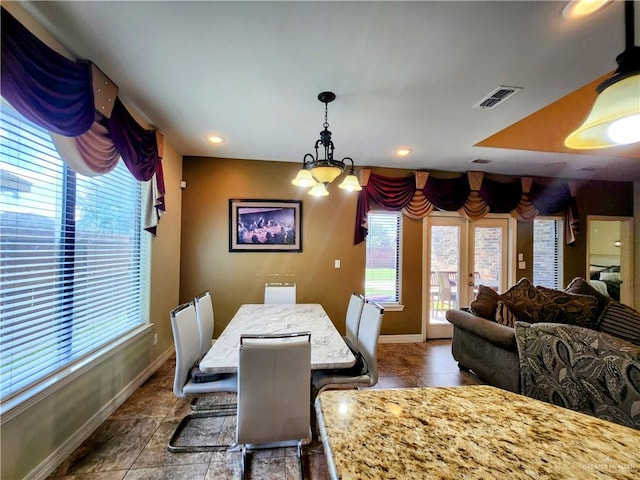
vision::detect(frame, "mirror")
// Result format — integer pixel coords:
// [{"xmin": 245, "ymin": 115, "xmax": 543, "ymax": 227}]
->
[{"xmin": 586, "ymin": 216, "xmax": 634, "ymax": 307}]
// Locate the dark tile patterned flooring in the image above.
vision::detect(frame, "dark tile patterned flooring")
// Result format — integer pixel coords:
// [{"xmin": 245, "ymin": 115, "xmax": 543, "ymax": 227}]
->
[{"xmin": 48, "ymin": 340, "xmax": 484, "ymax": 479}]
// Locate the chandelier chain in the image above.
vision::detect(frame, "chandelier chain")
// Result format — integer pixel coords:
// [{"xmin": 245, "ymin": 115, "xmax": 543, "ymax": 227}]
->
[{"xmin": 323, "ymin": 102, "xmax": 329, "ymax": 129}]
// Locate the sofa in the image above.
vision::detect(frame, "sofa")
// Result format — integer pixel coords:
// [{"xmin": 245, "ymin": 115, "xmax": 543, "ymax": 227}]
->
[{"xmin": 446, "ymin": 277, "xmax": 640, "ymax": 429}]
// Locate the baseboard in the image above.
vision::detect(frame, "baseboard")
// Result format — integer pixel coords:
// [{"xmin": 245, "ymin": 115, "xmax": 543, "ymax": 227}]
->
[
  {"xmin": 27, "ymin": 345, "xmax": 175, "ymax": 480},
  {"xmin": 378, "ymin": 334, "xmax": 423, "ymax": 343}
]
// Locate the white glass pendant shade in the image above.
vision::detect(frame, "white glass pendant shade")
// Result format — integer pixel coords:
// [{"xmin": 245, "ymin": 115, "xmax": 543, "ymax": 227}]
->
[
  {"xmin": 565, "ymin": 75, "xmax": 640, "ymax": 149},
  {"xmin": 608, "ymin": 113, "xmax": 640, "ymax": 144},
  {"xmin": 338, "ymin": 174, "xmax": 362, "ymax": 191},
  {"xmin": 291, "ymin": 168, "xmax": 317, "ymax": 187},
  {"xmin": 308, "ymin": 182, "xmax": 329, "ymax": 197},
  {"xmin": 310, "ymin": 165, "xmax": 342, "ymax": 184}
]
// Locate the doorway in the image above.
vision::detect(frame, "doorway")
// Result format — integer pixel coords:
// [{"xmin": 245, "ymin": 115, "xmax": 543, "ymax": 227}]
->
[
  {"xmin": 422, "ymin": 214, "xmax": 514, "ymax": 339},
  {"xmin": 586, "ymin": 216, "xmax": 634, "ymax": 307}
]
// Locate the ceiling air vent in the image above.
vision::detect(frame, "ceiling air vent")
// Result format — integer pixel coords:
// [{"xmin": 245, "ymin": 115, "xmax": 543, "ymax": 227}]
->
[
  {"xmin": 473, "ymin": 86, "xmax": 523, "ymax": 110},
  {"xmin": 469, "ymin": 158, "xmax": 491, "ymax": 164}
]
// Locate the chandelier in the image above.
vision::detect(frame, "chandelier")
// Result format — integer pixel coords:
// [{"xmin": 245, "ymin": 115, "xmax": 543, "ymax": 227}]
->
[
  {"xmin": 291, "ymin": 91, "xmax": 362, "ymax": 196},
  {"xmin": 565, "ymin": 0, "xmax": 640, "ymax": 148}
]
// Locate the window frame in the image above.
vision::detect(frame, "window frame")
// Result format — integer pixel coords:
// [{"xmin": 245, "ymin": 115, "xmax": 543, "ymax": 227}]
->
[
  {"xmin": 364, "ymin": 210, "xmax": 404, "ymax": 311},
  {"xmin": 0, "ymin": 100, "xmax": 151, "ymax": 416}
]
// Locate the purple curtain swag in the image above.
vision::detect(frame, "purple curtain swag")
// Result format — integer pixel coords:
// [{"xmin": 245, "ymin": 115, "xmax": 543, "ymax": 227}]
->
[
  {"xmin": 355, "ymin": 170, "xmax": 578, "ymax": 246},
  {"xmin": 1, "ymin": 7, "xmax": 165, "ymax": 233}
]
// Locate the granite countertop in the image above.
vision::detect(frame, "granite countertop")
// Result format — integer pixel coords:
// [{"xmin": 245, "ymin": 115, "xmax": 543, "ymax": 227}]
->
[{"xmin": 315, "ymin": 385, "xmax": 640, "ymax": 479}]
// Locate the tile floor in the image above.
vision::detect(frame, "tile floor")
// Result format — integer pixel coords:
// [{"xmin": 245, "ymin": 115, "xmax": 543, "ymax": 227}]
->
[{"xmin": 47, "ymin": 340, "xmax": 484, "ymax": 480}]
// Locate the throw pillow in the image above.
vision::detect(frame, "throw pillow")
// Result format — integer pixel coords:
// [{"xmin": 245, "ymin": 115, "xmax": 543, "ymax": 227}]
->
[
  {"xmin": 502, "ymin": 278, "xmax": 556, "ymax": 323},
  {"xmin": 469, "ymin": 285, "xmax": 501, "ymax": 320},
  {"xmin": 535, "ymin": 286, "xmax": 598, "ymax": 328},
  {"xmin": 495, "ymin": 301, "xmax": 519, "ymax": 327},
  {"xmin": 597, "ymin": 302, "xmax": 640, "ymax": 347},
  {"xmin": 564, "ymin": 276, "xmax": 611, "ymax": 318}
]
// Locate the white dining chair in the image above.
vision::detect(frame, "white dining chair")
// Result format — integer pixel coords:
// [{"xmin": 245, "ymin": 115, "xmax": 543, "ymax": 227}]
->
[
  {"xmin": 191, "ymin": 290, "xmax": 235, "ymax": 412},
  {"xmin": 194, "ymin": 290, "xmax": 215, "ymax": 358},
  {"xmin": 312, "ymin": 301, "xmax": 384, "ymax": 396},
  {"xmin": 235, "ymin": 332, "xmax": 311, "ymax": 480},
  {"xmin": 344, "ymin": 292, "xmax": 365, "ymax": 350},
  {"xmin": 264, "ymin": 282, "xmax": 296, "ymax": 304},
  {"xmin": 168, "ymin": 301, "xmax": 237, "ymax": 453}
]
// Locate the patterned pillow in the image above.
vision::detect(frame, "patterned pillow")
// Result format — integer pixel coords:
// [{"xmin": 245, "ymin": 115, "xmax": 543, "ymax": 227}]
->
[
  {"xmin": 536, "ymin": 286, "xmax": 598, "ymax": 328},
  {"xmin": 564, "ymin": 276, "xmax": 611, "ymax": 318},
  {"xmin": 501, "ymin": 278, "xmax": 542, "ymax": 306},
  {"xmin": 597, "ymin": 302, "xmax": 640, "ymax": 347},
  {"xmin": 502, "ymin": 278, "xmax": 559, "ymax": 323}
]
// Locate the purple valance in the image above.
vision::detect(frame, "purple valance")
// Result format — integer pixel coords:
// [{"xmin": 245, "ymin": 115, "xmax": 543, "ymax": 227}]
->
[
  {"xmin": 479, "ymin": 177, "xmax": 523, "ymax": 213},
  {"xmin": 1, "ymin": 8, "xmax": 94, "ymax": 136},
  {"xmin": 1, "ymin": 7, "xmax": 166, "ymax": 233},
  {"xmin": 364, "ymin": 173, "xmax": 416, "ymax": 210},
  {"xmin": 108, "ymin": 98, "xmax": 162, "ymax": 182},
  {"xmin": 529, "ymin": 182, "xmax": 572, "ymax": 215},
  {"xmin": 354, "ymin": 169, "xmax": 578, "ymax": 244},
  {"xmin": 423, "ymin": 175, "xmax": 470, "ymax": 211}
]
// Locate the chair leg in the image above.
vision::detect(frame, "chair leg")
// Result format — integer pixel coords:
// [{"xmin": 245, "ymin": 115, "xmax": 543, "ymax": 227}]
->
[
  {"xmin": 190, "ymin": 396, "xmax": 237, "ymax": 412},
  {"xmin": 241, "ymin": 444, "xmax": 248, "ymax": 480},
  {"xmin": 297, "ymin": 439, "xmax": 305, "ymax": 480},
  {"xmin": 167, "ymin": 411, "xmax": 234, "ymax": 453}
]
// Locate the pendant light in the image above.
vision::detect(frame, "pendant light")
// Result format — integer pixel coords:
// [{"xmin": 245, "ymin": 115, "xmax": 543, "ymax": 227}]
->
[
  {"xmin": 292, "ymin": 91, "xmax": 362, "ymax": 196},
  {"xmin": 565, "ymin": 1, "xmax": 640, "ymax": 149}
]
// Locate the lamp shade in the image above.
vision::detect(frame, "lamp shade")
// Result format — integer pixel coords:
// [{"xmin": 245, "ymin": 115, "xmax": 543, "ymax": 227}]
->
[
  {"xmin": 308, "ymin": 182, "xmax": 329, "ymax": 197},
  {"xmin": 291, "ymin": 168, "xmax": 316, "ymax": 187},
  {"xmin": 565, "ymin": 75, "xmax": 640, "ymax": 149},
  {"xmin": 310, "ymin": 165, "xmax": 343, "ymax": 184},
  {"xmin": 338, "ymin": 173, "xmax": 362, "ymax": 191}
]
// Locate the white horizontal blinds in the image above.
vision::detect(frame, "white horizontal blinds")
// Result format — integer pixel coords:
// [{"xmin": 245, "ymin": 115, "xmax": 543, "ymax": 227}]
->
[
  {"xmin": 533, "ymin": 218, "xmax": 563, "ymax": 289},
  {"xmin": 365, "ymin": 212, "xmax": 401, "ymax": 303},
  {"xmin": 0, "ymin": 101, "xmax": 144, "ymax": 401}
]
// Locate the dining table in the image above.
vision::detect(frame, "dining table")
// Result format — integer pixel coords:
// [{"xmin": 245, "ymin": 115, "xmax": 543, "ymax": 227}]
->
[{"xmin": 199, "ymin": 303, "xmax": 356, "ymax": 373}]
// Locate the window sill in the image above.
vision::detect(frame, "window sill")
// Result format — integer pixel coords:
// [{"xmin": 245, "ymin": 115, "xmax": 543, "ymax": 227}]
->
[
  {"xmin": 1, "ymin": 324, "xmax": 152, "ymax": 423},
  {"xmin": 377, "ymin": 303, "xmax": 405, "ymax": 312}
]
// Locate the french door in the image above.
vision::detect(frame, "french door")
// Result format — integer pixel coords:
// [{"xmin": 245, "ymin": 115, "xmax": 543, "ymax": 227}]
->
[{"xmin": 423, "ymin": 214, "xmax": 513, "ymax": 339}]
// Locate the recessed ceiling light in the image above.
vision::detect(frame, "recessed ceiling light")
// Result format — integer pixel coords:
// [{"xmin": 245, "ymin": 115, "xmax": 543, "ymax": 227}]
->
[
  {"xmin": 562, "ymin": 0, "xmax": 611, "ymax": 20},
  {"xmin": 207, "ymin": 134, "xmax": 225, "ymax": 144},
  {"xmin": 395, "ymin": 148, "xmax": 412, "ymax": 157}
]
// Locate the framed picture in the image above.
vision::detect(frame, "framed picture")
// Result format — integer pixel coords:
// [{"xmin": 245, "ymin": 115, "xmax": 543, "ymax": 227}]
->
[{"xmin": 229, "ymin": 199, "xmax": 302, "ymax": 252}]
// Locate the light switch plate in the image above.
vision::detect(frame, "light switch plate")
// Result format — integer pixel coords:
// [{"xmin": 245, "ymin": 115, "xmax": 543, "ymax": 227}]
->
[{"xmin": 334, "ymin": 259, "xmax": 341, "ymax": 269}]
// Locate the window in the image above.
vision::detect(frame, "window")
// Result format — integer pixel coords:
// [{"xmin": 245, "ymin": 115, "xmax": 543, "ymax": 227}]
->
[
  {"xmin": 533, "ymin": 217, "xmax": 563, "ymax": 289},
  {"xmin": 0, "ymin": 101, "xmax": 149, "ymax": 404},
  {"xmin": 365, "ymin": 211, "xmax": 402, "ymax": 304}
]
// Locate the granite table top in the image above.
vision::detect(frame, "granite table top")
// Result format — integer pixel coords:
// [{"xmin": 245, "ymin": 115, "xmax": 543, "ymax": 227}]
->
[
  {"xmin": 315, "ymin": 385, "xmax": 640, "ymax": 479},
  {"xmin": 200, "ymin": 303, "xmax": 355, "ymax": 373}
]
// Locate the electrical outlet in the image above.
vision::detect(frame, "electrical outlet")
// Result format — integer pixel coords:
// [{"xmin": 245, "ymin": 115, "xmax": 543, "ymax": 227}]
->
[
  {"xmin": 334, "ymin": 259, "xmax": 341, "ymax": 268},
  {"xmin": 153, "ymin": 333, "xmax": 158, "ymax": 345}
]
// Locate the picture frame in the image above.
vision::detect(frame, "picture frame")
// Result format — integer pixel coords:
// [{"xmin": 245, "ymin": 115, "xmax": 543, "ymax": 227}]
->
[{"xmin": 229, "ymin": 199, "xmax": 302, "ymax": 252}]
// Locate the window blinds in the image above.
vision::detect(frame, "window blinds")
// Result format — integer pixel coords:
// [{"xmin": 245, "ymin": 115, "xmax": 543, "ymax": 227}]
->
[
  {"xmin": 365, "ymin": 212, "xmax": 402, "ymax": 303},
  {"xmin": 0, "ymin": 102, "xmax": 147, "ymax": 402},
  {"xmin": 533, "ymin": 218, "xmax": 563, "ymax": 289}
]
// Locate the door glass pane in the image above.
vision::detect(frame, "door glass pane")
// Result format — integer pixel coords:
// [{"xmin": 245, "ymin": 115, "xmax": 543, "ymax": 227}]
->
[
  {"xmin": 473, "ymin": 226, "xmax": 502, "ymax": 291},
  {"xmin": 430, "ymin": 225, "xmax": 459, "ymax": 322}
]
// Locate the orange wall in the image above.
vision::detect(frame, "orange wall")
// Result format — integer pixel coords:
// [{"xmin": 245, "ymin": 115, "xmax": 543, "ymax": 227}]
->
[{"xmin": 180, "ymin": 157, "xmax": 634, "ymax": 336}]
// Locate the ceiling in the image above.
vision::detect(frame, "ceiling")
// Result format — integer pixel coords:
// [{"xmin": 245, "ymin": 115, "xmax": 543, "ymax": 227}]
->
[{"xmin": 17, "ymin": 1, "xmax": 640, "ymax": 182}]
